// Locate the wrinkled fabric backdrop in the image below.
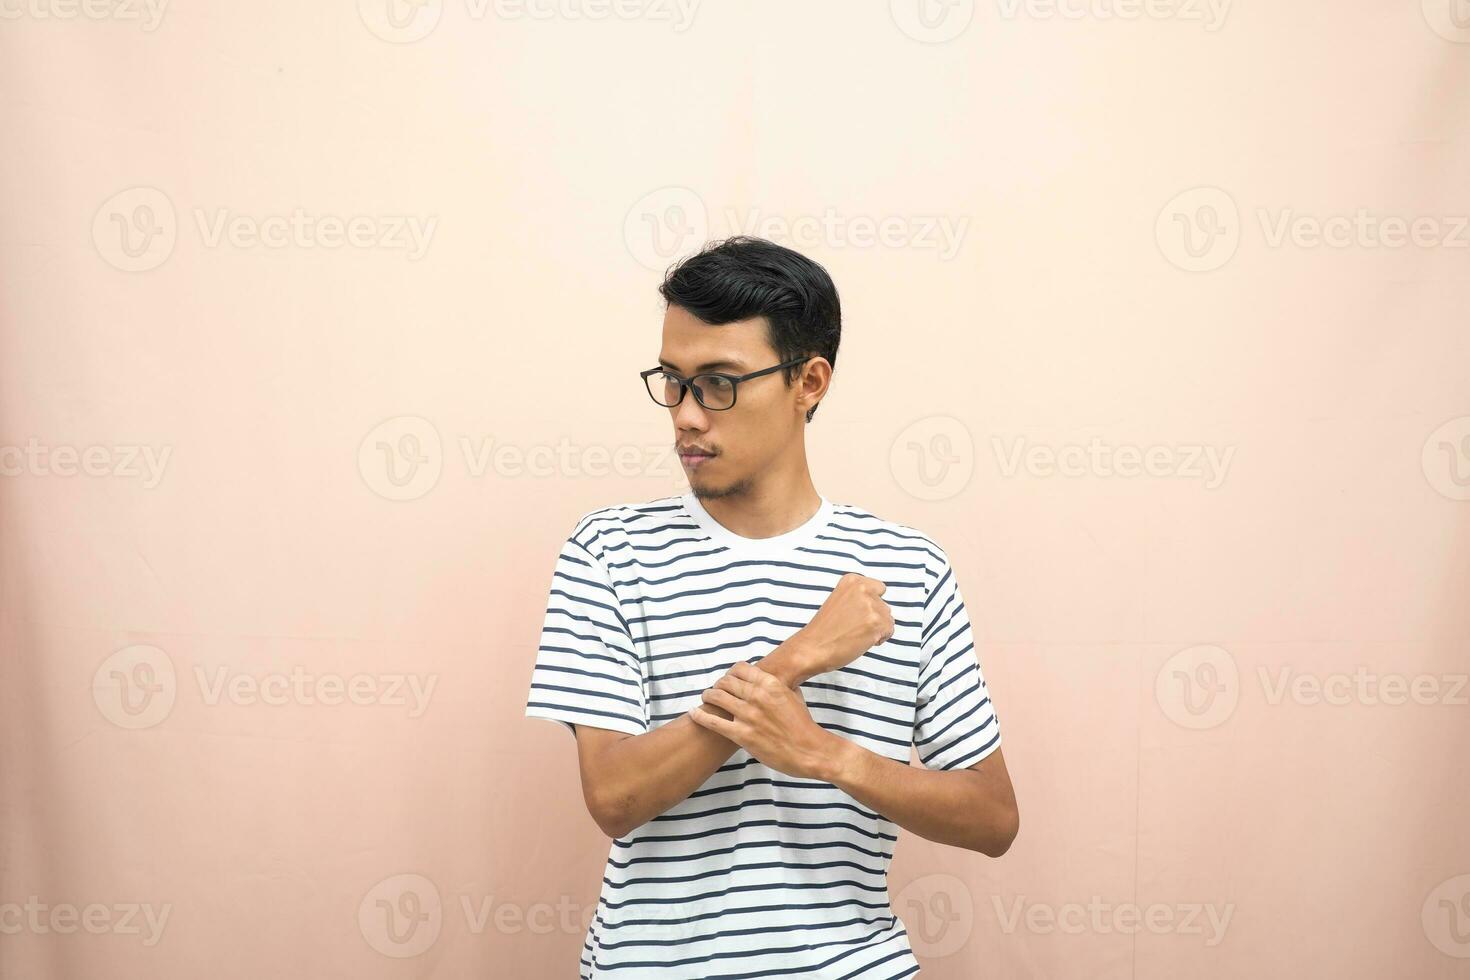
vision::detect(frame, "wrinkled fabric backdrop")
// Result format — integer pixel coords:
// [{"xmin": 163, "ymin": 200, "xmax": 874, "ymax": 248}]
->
[{"xmin": 2, "ymin": 2, "xmax": 1468, "ymax": 978}]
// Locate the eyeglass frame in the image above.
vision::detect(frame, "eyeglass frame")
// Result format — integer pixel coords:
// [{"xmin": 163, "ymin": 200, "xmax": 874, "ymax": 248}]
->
[{"xmin": 639, "ymin": 355, "xmax": 814, "ymax": 411}]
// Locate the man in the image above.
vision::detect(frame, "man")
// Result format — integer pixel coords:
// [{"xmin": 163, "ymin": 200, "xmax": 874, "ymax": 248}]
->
[{"xmin": 524, "ymin": 236, "xmax": 1019, "ymax": 979}]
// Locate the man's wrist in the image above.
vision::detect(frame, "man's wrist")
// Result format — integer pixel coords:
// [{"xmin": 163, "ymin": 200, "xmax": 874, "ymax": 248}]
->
[
  {"xmin": 754, "ymin": 635, "xmax": 818, "ymax": 688},
  {"xmin": 815, "ymin": 731, "xmax": 864, "ymax": 787}
]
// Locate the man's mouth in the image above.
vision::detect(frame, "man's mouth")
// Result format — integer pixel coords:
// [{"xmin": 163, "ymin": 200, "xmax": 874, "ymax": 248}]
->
[{"xmin": 678, "ymin": 447, "xmax": 715, "ymax": 468}]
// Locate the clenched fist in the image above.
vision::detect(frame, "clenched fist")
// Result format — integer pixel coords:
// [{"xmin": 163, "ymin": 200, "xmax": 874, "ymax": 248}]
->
[{"xmin": 791, "ymin": 573, "xmax": 895, "ymax": 678}]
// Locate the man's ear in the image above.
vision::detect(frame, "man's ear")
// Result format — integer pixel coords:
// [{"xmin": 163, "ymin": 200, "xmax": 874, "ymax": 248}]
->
[{"xmin": 799, "ymin": 357, "xmax": 830, "ymax": 421}]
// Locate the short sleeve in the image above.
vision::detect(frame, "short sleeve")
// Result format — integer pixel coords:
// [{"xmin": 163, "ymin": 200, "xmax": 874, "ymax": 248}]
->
[
  {"xmin": 912, "ymin": 547, "xmax": 1002, "ymax": 770},
  {"xmin": 524, "ymin": 531, "xmax": 649, "ymax": 738}
]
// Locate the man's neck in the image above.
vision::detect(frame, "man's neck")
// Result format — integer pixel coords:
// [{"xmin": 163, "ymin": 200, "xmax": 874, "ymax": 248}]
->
[{"xmin": 692, "ymin": 477, "xmax": 822, "ymax": 540}]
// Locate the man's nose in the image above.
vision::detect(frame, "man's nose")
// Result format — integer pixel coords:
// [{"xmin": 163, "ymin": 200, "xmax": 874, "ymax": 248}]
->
[{"xmin": 673, "ymin": 387, "xmax": 709, "ymax": 429}]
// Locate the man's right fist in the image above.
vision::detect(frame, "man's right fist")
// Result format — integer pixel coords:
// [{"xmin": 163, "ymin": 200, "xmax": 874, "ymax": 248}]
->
[{"xmin": 791, "ymin": 573, "xmax": 896, "ymax": 678}]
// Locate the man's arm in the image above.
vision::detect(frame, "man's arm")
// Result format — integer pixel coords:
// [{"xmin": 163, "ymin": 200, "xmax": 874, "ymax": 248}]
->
[
  {"xmin": 822, "ymin": 739, "xmax": 1018, "ymax": 857},
  {"xmin": 692, "ymin": 661, "xmax": 1019, "ymax": 857},
  {"xmin": 572, "ymin": 637, "xmax": 820, "ymax": 839}
]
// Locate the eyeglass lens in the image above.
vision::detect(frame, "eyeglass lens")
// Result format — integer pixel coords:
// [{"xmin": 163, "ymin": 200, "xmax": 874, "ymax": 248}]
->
[{"xmin": 648, "ymin": 371, "xmax": 736, "ymax": 410}]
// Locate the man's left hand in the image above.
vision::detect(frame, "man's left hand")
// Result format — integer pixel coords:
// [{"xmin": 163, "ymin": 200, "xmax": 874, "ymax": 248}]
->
[{"xmin": 689, "ymin": 661, "xmax": 840, "ymax": 781}]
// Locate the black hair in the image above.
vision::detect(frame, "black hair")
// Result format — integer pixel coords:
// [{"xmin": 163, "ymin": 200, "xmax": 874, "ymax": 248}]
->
[{"xmin": 657, "ymin": 236, "xmax": 841, "ymax": 422}]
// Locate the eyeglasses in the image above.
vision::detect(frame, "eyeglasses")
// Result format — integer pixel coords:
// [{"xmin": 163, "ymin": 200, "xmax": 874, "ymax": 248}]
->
[{"xmin": 640, "ymin": 356, "xmax": 813, "ymax": 411}]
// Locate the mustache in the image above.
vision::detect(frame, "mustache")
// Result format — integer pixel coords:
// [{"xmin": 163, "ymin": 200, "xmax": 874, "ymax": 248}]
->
[{"xmin": 676, "ymin": 444, "xmax": 716, "ymax": 455}]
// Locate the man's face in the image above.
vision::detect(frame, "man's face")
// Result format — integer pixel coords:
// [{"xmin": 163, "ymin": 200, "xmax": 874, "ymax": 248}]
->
[{"xmin": 656, "ymin": 304, "xmax": 809, "ymax": 500}]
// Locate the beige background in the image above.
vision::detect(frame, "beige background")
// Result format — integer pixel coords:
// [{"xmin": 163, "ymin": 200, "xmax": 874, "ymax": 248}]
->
[{"xmin": 3, "ymin": 2, "xmax": 1469, "ymax": 978}]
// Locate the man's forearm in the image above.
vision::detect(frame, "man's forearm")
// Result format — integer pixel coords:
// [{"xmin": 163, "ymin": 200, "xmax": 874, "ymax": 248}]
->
[
  {"xmin": 818, "ymin": 738, "xmax": 1018, "ymax": 856},
  {"xmin": 586, "ymin": 638, "xmax": 817, "ymax": 837}
]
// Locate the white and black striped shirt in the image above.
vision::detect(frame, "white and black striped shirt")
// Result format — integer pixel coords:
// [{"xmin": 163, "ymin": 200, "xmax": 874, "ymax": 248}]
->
[{"xmin": 524, "ymin": 490, "xmax": 1003, "ymax": 979}]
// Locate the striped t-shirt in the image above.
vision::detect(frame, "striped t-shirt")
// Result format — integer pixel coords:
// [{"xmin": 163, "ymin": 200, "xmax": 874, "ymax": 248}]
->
[{"xmin": 524, "ymin": 490, "xmax": 1003, "ymax": 979}]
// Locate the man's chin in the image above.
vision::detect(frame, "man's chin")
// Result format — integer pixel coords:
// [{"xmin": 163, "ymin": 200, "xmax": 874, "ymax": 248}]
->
[{"xmin": 690, "ymin": 474, "xmax": 749, "ymax": 501}]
